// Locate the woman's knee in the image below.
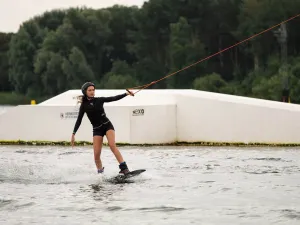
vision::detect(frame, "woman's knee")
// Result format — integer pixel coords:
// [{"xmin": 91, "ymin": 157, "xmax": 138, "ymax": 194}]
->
[
  {"xmin": 108, "ymin": 142, "xmax": 117, "ymax": 150},
  {"xmin": 93, "ymin": 146, "xmax": 102, "ymax": 159}
]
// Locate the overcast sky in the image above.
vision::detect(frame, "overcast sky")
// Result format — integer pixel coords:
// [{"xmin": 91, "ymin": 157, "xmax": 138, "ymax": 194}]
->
[{"xmin": 0, "ymin": 0, "xmax": 147, "ymax": 33}]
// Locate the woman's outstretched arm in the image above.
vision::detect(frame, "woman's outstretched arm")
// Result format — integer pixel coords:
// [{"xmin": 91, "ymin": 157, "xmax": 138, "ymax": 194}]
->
[
  {"xmin": 72, "ymin": 104, "xmax": 85, "ymax": 135},
  {"xmin": 98, "ymin": 93, "xmax": 128, "ymax": 103}
]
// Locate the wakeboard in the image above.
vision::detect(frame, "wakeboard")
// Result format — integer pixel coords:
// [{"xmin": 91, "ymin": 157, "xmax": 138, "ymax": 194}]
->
[{"xmin": 114, "ymin": 169, "xmax": 146, "ymax": 182}]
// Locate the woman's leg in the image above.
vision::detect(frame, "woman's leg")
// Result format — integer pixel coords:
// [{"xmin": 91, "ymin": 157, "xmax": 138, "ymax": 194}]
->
[
  {"xmin": 106, "ymin": 129, "xmax": 129, "ymax": 174},
  {"xmin": 106, "ymin": 129, "xmax": 124, "ymax": 163},
  {"xmin": 93, "ymin": 135, "xmax": 104, "ymax": 172}
]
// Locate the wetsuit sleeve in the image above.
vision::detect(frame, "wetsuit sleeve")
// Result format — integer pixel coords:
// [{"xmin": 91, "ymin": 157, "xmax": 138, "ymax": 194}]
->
[
  {"xmin": 72, "ymin": 104, "xmax": 85, "ymax": 134},
  {"xmin": 98, "ymin": 93, "xmax": 127, "ymax": 103}
]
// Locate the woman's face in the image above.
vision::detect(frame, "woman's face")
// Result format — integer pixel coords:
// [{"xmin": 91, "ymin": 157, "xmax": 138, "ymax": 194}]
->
[{"xmin": 86, "ymin": 86, "xmax": 95, "ymax": 98}]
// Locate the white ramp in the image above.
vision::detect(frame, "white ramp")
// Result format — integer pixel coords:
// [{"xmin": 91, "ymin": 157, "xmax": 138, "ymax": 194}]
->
[
  {"xmin": 0, "ymin": 90, "xmax": 177, "ymax": 144},
  {"xmin": 176, "ymin": 90, "xmax": 300, "ymax": 144}
]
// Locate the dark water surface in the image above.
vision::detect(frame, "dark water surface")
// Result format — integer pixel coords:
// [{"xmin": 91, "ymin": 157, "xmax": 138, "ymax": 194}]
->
[{"xmin": 0, "ymin": 145, "xmax": 299, "ymax": 225}]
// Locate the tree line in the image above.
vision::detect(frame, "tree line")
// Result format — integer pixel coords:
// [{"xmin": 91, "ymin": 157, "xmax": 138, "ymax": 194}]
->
[{"xmin": 1, "ymin": 0, "xmax": 300, "ymax": 103}]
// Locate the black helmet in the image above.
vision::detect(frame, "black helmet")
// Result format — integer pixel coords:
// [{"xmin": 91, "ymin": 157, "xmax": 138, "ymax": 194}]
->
[{"xmin": 81, "ymin": 82, "xmax": 95, "ymax": 95}]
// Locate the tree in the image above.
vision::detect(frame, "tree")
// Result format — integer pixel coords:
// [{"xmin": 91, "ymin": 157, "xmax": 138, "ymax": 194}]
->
[{"xmin": 0, "ymin": 32, "xmax": 13, "ymax": 91}]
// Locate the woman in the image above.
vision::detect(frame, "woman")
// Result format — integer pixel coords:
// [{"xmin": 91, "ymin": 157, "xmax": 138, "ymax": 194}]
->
[{"xmin": 71, "ymin": 82, "xmax": 134, "ymax": 175}]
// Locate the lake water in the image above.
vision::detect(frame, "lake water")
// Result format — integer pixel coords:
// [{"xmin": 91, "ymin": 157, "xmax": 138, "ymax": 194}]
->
[{"xmin": 0, "ymin": 145, "xmax": 300, "ymax": 225}]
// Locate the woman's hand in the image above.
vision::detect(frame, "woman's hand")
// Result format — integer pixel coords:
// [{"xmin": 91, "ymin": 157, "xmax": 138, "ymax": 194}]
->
[{"xmin": 71, "ymin": 134, "xmax": 75, "ymax": 147}]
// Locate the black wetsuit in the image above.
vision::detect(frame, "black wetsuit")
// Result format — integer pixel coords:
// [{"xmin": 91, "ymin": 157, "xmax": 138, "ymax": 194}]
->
[{"xmin": 73, "ymin": 93, "xmax": 127, "ymax": 137}]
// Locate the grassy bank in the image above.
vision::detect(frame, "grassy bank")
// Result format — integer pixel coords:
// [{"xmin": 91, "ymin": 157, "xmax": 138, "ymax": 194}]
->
[{"xmin": 1, "ymin": 140, "xmax": 300, "ymax": 147}]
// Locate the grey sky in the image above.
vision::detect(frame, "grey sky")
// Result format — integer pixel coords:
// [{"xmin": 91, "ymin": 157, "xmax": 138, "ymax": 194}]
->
[{"xmin": 0, "ymin": 0, "xmax": 147, "ymax": 33}]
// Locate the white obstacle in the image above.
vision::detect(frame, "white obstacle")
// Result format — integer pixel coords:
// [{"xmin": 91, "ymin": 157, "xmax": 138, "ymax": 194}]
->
[
  {"xmin": 176, "ymin": 90, "xmax": 300, "ymax": 144},
  {"xmin": 1, "ymin": 89, "xmax": 300, "ymax": 145}
]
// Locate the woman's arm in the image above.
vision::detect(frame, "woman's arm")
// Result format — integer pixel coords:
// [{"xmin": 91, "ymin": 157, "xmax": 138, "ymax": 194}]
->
[
  {"xmin": 72, "ymin": 104, "xmax": 85, "ymax": 135},
  {"xmin": 98, "ymin": 93, "xmax": 127, "ymax": 103}
]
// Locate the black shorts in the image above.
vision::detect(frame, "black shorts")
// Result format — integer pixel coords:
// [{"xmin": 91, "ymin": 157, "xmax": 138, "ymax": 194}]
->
[{"xmin": 93, "ymin": 121, "xmax": 115, "ymax": 137}]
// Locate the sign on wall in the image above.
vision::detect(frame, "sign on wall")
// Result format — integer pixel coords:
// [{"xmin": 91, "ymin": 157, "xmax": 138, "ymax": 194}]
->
[
  {"xmin": 60, "ymin": 107, "xmax": 80, "ymax": 119},
  {"xmin": 132, "ymin": 108, "xmax": 144, "ymax": 116},
  {"xmin": 60, "ymin": 111, "xmax": 79, "ymax": 119}
]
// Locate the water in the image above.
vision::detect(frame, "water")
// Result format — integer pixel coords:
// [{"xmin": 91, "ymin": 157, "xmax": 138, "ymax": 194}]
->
[{"xmin": 0, "ymin": 145, "xmax": 300, "ymax": 225}]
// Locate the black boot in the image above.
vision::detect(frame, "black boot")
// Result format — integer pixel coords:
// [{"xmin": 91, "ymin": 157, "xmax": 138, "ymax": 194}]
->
[{"xmin": 119, "ymin": 162, "xmax": 130, "ymax": 175}]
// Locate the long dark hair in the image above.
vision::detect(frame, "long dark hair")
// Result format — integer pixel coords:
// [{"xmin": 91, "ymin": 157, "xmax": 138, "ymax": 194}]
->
[{"xmin": 76, "ymin": 95, "xmax": 88, "ymax": 104}]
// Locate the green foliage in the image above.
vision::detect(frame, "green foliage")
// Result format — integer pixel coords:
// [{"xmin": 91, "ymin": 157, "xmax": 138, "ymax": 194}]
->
[
  {"xmin": 168, "ymin": 17, "xmax": 206, "ymax": 88},
  {"xmin": 0, "ymin": 92, "xmax": 47, "ymax": 105},
  {"xmin": 100, "ymin": 60, "xmax": 139, "ymax": 89},
  {"xmin": 193, "ymin": 73, "xmax": 227, "ymax": 93},
  {"xmin": 1, "ymin": 0, "xmax": 300, "ymax": 105},
  {"xmin": 251, "ymin": 74, "xmax": 282, "ymax": 101},
  {"xmin": 0, "ymin": 32, "xmax": 13, "ymax": 92}
]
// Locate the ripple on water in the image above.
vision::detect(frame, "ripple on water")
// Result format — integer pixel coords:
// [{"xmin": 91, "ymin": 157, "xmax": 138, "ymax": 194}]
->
[
  {"xmin": 0, "ymin": 198, "xmax": 35, "ymax": 211},
  {"xmin": 276, "ymin": 209, "xmax": 300, "ymax": 220},
  {"xmin": 123, "ymin": 206, "xmax": 186, "ymax": 212}
]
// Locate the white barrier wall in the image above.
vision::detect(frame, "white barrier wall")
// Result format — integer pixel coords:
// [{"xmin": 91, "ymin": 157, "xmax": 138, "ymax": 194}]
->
[
  {"xmin": 39, "ymin": 89, "xmax": 178, "ymax": 106},
  {"xmin": 176, "ymin": 90, "xmax": 300, "ymax": 144},
  {"xmin": 0, "ymin": 105, "xmax": 14, "ymax": 115},
  {"xmin": 129, "ymin": 105, "xmax": 176, "ymax": 144},
  {"xmin": 0, "ymin": 104, "xmax": 176, "ymax": 144},
  {"xmin": 2, "ymin": 89, "xmax": 300, "ymax": 144}
]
